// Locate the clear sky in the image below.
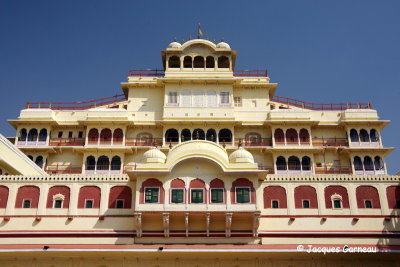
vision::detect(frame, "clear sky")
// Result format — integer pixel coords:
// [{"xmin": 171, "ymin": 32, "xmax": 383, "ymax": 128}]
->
[{"xmin": 0, "ymin": 0, "xmax": 399, "ymax": 173}]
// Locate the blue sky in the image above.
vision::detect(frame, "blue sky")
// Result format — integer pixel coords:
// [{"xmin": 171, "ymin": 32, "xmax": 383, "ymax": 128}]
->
[{"xmin": 0, "ymin": 0, "xmax": 399, "ymax": 173}]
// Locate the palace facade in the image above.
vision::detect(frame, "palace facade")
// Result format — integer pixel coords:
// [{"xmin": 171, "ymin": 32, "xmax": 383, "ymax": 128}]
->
[{"xmin": 0, "ymin": 39, "xmax": 399, "ymax": 266}]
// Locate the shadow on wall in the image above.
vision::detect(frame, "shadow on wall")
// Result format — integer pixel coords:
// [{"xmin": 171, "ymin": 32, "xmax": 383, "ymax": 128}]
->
[{"xmin": 378, "ymin": 184, "xmax": 400, "ymax": 248}]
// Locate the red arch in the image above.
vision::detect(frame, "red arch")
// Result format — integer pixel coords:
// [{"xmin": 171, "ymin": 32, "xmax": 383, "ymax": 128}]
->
[
  {"xmin": 294, "ymin": 186, "xmax": 317, "ymax": 208},
  {"xmin": 78, "ymin": 186, "xmax": 101, "ymax": 208},
  {"xmin": 386, "ymin": 186, "xmax": 400, "ymax": 209},
  {"xmin": 15, "ymin": 186, "xmax": 40, "ymax": 208},
  {"xmin": 113, "ymin": 128, "xmax": 124, "ymax": 144},
  {"xmin": 140, "ymin": 178, "xmax": 164, "ymax": 204},
  {"xmin": 274, "ymin": 129, "xmax": 284, "ymax": 144},
  {"xmin": 263, "ymin": 186, "xmax": 287, "ymax": 208},
  {"xmin": 100, "ymin": 128, "xmax": 112, "ymax": 144},
  {"xmin": 324, "ymin": 186, "xmax": 349, "ymax": 208},
  {"xmin": 109, "ymin": 186, "xmax": 132, "ymax": 209},
  {"xmin": 286, "ymin": 128, "xmax": 298, "ymax": 144},
  {"xmin": 299, "ymin": 129, "xmax": 310, "ymax": 144},
  {"xmin": 231, "ymin": 178, "xmax": 255, "ymax": 204},
  {"xmin": 88, "ymin": 128, "xmax": 99, "ymax": 144},
  {"xmin": 171, "ymin": 178, "xmax": 185, "ymax": 188},
  {"xmin": 0, "ymin": 186, "xmax": 8, "ymax": 208},
  {"xmin": 356, "ymin": 186, "xmax": 380, "ymax": 209},
  {"xmin": 210, "ymin": 178, "xmax": 224, "ymax": 188},
  {"xmin": 46, "ymin": 186, "xmax": 70, "ymax": 208},
  {"xmin": 190, "ymin": 178, "xmax": 206, "ymax": 204}
]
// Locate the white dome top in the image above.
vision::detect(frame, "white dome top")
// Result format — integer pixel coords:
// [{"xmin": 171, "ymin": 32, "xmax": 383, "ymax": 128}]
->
[
  {"xmin": 143, "ymin": 147, "xmax": 167, "ymax": 163},
  {"xmin": 168, "ymin": 42, "xmax": 182, "ymax": 48},
  {"xmin": 229, "ymin": 147, "xmax": 254, "ymax": 163},
  {"xmin": 216, "ymin": 42, "xmax": 230, "ymax": 49}
]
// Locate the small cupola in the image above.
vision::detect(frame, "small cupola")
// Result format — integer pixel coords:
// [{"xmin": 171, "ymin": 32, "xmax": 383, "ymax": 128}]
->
[
  {"xmin": 142, "ymin": 147, "xmax": 167, "ymax": 163},
  {"xmin": 229, "ymin": 147, "xmax": 254, "ymax": 163}
]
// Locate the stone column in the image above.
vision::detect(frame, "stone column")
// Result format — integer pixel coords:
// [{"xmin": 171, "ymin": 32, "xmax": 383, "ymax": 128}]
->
[
  {"xmin": 99, "ymin": 183, "xmax": 110, "ymax": 215},
  {"xmin": 378, "ymin": 183, "xmax": 389, "ymax": 215},
  {"xmin": 347, "ymin": 184, "xmax": 358, "ymax": 215},
  {"xmin": 5, "ymin": 184, "xmax": 18, "ymax": 216},
  {"xmin": 36, "ymin": 183, "xmax": 49, "ymax": 216},
  {"xmin": 68, "ymin": 184, "xmax": 79, "ymax": 216}
]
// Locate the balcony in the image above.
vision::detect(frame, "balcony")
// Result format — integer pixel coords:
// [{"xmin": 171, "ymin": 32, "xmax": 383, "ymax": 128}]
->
[
  {"xmin": 354, "ymin": 166, "xmax": 385, "ymax": 175},
  {"xmin": 314, "ymin": 165, "xmax": 352, "ymax": 174},
  {"xmin": 84, "ymin": 165, "xmax": 123, "ymax": 175},
  {"xmin": 258, "ymin": 165, "xmax": 274, "ymax": 173},
  {"xmin": 350, "ymin": 140, "xmax": 381, "ymax": 148},
  {"xmin": 125, "ymin": 138, "xmax": 163, "ymax": 147},
  {"xmin": 87, "ymin": 138, "xmax": 124, "ymax": 146},
  {"xmin": 49, "ymin": 138, "xmax": 85, "ymax": 147},
  {"xmin": 235, "ymin": 138, "xmax": 272, "ymax": 147},
  {"xmin": 17, "ymin": 140, "xmax": 47, "ymax": 146},
  {"xmin": 312, "ymin": 137, "xmax": 348, "ymax": 147},
  {"xmin": 46, "ymin": 165, "xmax": 82, "ymax": 174}
]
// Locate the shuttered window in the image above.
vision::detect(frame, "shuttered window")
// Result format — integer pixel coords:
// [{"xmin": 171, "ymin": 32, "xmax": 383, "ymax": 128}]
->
[
  {"xmin": 220, "ymin": 92, "xmax": 230, "ymax": 105},
  {"xmin": 171, "ymin": 189, "xmax": 184, "ymax": 203},
  {"xmin": 145, "ymin": 188, "xmax": 159, "ymax": 203},
  {"xmin": 168, "ymin": 92, "xmax": 178, "ymax": 104},
  {"xmin": 191, "ymin": 189, "xmax": 204, "ymax": 203},
  {"xmin": 207, "ymin": 91, "xmax": 217, "ymax": 107},
  {"xmin": 193, "ymin": 92, "xmax": 204, "ymax": 107},
  {"xmin": 211, "ymin": 189, "xmax": 223, "ymax": 203},
  {"xmin": 235, "ymin": 187, "xmax": 250, "ymax": 203},
  {"xmin": 180, "ymin": 91, "xmax": 191, "ymax": 107}
]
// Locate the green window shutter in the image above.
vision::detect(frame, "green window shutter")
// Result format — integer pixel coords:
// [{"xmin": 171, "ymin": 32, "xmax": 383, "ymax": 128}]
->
[
  {"xmin": 54, "ymin": 200, "xmax": 62, "ymax": 208},
  {"xmin": 145, "ymin": 188, "xmax": 159, "ymax": 203},
  {"xmin": 211, "ymin": 189, "xmax": 223, "ymax": 203},
  {"xmin": 191, "ymin": 189, "xmax": 203, "ymax": 203},
  {"xmin": 236, "ymin": 188, "xmax": 250, "ymax": 203},
  {"xmin": 171, "ymin": 189, "xmax": 184, "ymax": 203},
  {"xmin": 23, "ymin": 200, "xmax": 31, "ymax": 208},
  {"xmin": 272, "ymin": 200, "xmax": 279, "ymax": 208}
]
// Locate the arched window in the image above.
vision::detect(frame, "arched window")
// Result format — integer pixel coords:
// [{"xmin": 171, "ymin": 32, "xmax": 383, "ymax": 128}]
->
[
  {"xmin": 218, "ymin": 56, "xmax": 229, "ymax": 68},
  {"xmin": 192, "ymin": 128, "xmax": 205, "ymax": 140},
  {"xmin": 370, "ymin": 129, "xmax": 379, "ymax": 142},
  {"xmin": 137, "ymin": 132, "xmax": 153, "ymax": 146},
  {"xmin": 168, "ymin": 56, "xmax": 180, "ymax": 68},
  {"xmin": 111, "ymin": 156, "xmax": 121, "ymax": 171},
  {"xmin": 245, "ymin": 132, "xmax": 261, "ymax": 146},
  {"xmin": 140, "ymin": 178, "xmax": 164, "ymax": 204},
  {"xmin": 170, "ymin": 178, "xmax": 185, "ymax": 204},
  {"xmin": 206, "ymin": 129, "xmax": 217, "ymax": 142},
  {"xmin": 286, "ymin": 129, "xmax": 298, "ymax": 144},
  {"xmin": 78, "ymin": 186, "xmax": 101, "ymax": 208},
  {"xmin": 364, "ymin": 156, "xmax": 374, "ymax": 171},
  {"xmin": 301, "ymin": 156, "xmax": 311, "ymax": 171},
  {"xmin": 165, "ymin": 129, "xmax": 179, "ymax": 143},
  {"xmin": 374, "ymin": 156, "xmax": 384, "ymax": 170},
  {"xmin": 28, "ymin": 155, "xmax": 34, "ymax": 161},
  {"xmin": 263, "ymin": 186, "xmax": 287, "ymax": 208},
  {"xmin": 288, "ymin": 156, "xmax": 300, "ymax": 171},
  {"xmin": 38, "ymin": 129, "xmax": 47, "ymax": 142},
  {"xmin": 276, "ymin": 156, "xmax": 287, "ymax": 170},
  {"xmin": 100, "ymin": 128, "xmax": 112, "ymax": 144},
  {"xmin": 113, "ymin": 128, "xmax": 123, "ymax": 144},
  {"xmin": 359, "ymin": 129, "xmax": 370, "ymax": 142},
  {"xmin": 183, "ymin": 56, "xmax": 192, "ymax": 68},
  {"xmin": 19, "ymin": 128, "xmax": 27, "ymax": 141},
  {"xmin": 274, "ymin": 129, "xmax": 284, "ymax": 144},
  {"xmin": 231, "ymin": 178, "xmax": 255, "ymax": 204},
  {"xmin": 206, "ymin": 56, "xmax": 215, "ymax": 68},
  {"xmin": 88, "ymin": 128, "xmax": 99, "ymax": 144},
  {"xmin": 324, "ymin": 186, "xmax": 350, "ymax": 209},
  {"xmin": 193, "ymin": 56, "xmax": 204, "ymax": 68},
  {"xmin": 27, "ymin": 128, "xmax": 38, "ymax": 141},
  {"xmin": 353, "ymin": 156, "xmax": 363, "ymax": 171},
  {"xmin": 294, "ymin": 186, "xmax": 317, "ymax": 209},
  {"xmin": 109, "ymin": 186, "xmax": 132, "ymax": 209},
  {"xmin": 299, "ymin": 129, "xmax": 310, "ymax": 144},
  {"xmin": 96, "ymin": 156, "xmax": 110, "ymax": 171},
  {"xmin": 15, "ymin": 186, "xmax": 40, "ymax": 208},
  {"xmin": 46, "ymin": 186, "xmax": 70, "ymax": 208},
  {"xmin": 35, "ymin": 156, "xmax": 44, "ymax": 168},
  {"xmin": 218, "ymin": 128, "xmax": 232, "ymax": 143},
  {"xmin": 210, "ymin": 178, "xmax": 225, "ymax": 204},
  {"xmin": 0, "ymin": 186, "xmax": 9, "ymax": 209},
  {"xmin": 350, "ymin": 129, "xmax": 359, "ymax": 142},
  {"xmin": 86, "ymin": 156, "xmax": 96, "ymax": 170},
  {"xmin": 190, "ymin": 178, "xmax": 206, "ymax": 204},
  {"xmin": 181, "ymin": 129, "xmax": 191, "ymax": 142},
  {"xmin": 356, "ymin": 186, "xmax": 380, "ymax": 209},
  {"xmin": 386, "ymin": 186, "xmax": 400, "ymax": 209}
]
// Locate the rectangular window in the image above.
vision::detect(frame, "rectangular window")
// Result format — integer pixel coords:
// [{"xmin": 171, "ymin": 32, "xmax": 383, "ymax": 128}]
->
[
  {"xmin": 168, "ymin": 92, "xmax": 178, "ymax": 104},
  {"xmin": 193, "ymin": 91, "xmax": 204, "ymax": 107},
  {"xmin": 191, "ymin": 189, "xmax": 204, "ymax": 203},
  {"xmin": 85, "ymin": 200, "xmax": 93, "ymax": 208},
  {"xmin": 78, "ymin": 131, "xmax": 83, "ymax": 138},
  {"xmin": 206, "ymin": 91, "xmax": 217, "ymax": 107},
  {"xmin": 364, "ymin": 200, "xmax": 372, "ymax": 209},
  {"xmin": 58, "ymin": 131, "xmax": 63, "ymax": 138},
  {"xmin": 116, "ymin": 199, "xmax": 124, "ymax": 209},
  {"xmin": 23, "ymin": 200, "xmax": 31, "ymax": 208},
  {"xmin": 396, "ymin": 200, "xmax": 400, "ymax": 209},
  {"xmin": 180, "ymin": 91, "xmax": 192, "ymax": 107},
  {"xmin": 68, "ymin": 131, "xmax": 73, "ymax": 138},
  {"xmin": 333, "ymin": 199, "xmax": 342, "ymax": 209},
  {"xmin": 171, "ymin": 189, "xmax": 184, "ymax": 203},
  {"xmin": 145, "ymin": 188, "xmax": 159, "ymax": 203},
  {"xmin": 211, "ymin": 189, "xmax": 224, "ymax": 203},
  {"xmin": 302, "ymin": 200, "xmax": 310, "ymax": 208},
  {"xmin": 234, "ymin": 96, "xmax": 242, "ymax": 107},
  {"xmin": 54, "ymin": 200, "xmax": 63, "ymax": 208},
  {"xmin": 272, "ymin": 200, "xmax": 279, "ymax": 208},
  {"xmin": 236, "ymin": 188, "xmax": 250, "ymax": 203},
  {"xmin": 220, "ymin": 92, "xmax": 230, "ymax": 105}
]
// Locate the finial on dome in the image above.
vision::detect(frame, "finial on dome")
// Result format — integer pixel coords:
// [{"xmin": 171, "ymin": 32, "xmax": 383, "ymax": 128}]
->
[
  {"xmin": 221, "ymin": 37, "xmax": 225, "ymax": 42},
  {"xmin": 173, "ymin": 37, "xmax": 177, "ymax": 42},
  {"xmin": 198, "ymin": 23, "xmax": 203, "ymax": 39},
  {"xmin": 206, "ymin": 36, "xmax": 209, "ymax": 40},
  {"xmin": 189, "ymin": 35, "xmax": 192, "ymax": 40}
]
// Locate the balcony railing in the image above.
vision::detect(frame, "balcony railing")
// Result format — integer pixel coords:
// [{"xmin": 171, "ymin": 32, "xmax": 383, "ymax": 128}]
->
[
  {"xmin": 276, "ymin": 165, "xmax": 313, "ymax": 175},
  {"xmin": 128, "ymin": 69, "xmax": 268, "ymax": 77},
  {"xmin": 84, "ymin": 165, "xmax": 123, "ymax": 174},
  {"xmin": 17, "ymin": 140, "xmax": 47, "ymax": 146},
  {"xmin": 258, "ymin": 165, "xmax": 274, "ymax": 173},
  {"xmin": 49, "ymin": 138, "xmax": 85, "ymax": 146},
  {"xmin": 25, "ymin": 94, "xmax": 127, "ymax": 110},
  {"xmin": 125, "ymin": 138, "xmax": 163, "ymax": 147},
  {"xmin": 46, "ymin": 165, "xmax": 82, "ymax": 174},
  {"xmin": 350, "ymin": 140, "xmax": 381, "ymax": 147},
  {"xmin": 271, "ymin": 95, "xmax": 371, "ymax": 111},
  {"xmin": 312, "ymin": 137, "xmax": 349, "ymax": 147},
  {"xmin": 235, "ymin": 138, "xmax": 272, "ymax": 147},
  {"xmin": 314, "ymin": 165, "xmax": 352, "ymax": 174},
  {"xmin": 87, "ymin": 138, "xmax": 124, "ymax": 146}
]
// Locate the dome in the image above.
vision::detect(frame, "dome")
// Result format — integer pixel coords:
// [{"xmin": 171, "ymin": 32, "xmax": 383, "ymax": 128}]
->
[
  {"xmin": 216, "ymin": 42, "xmax": 230, "ymax": 49},
  {"xmin": 229, "ymin": 147, "xmax": 254, "ymax": 163},
  {"xmin": 142, "ymin": 147, "xmax": 167, "ymax": 163},
  {"xmin": 168, "ymin": 42, "xmax": 182, "ymax": 49}
]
